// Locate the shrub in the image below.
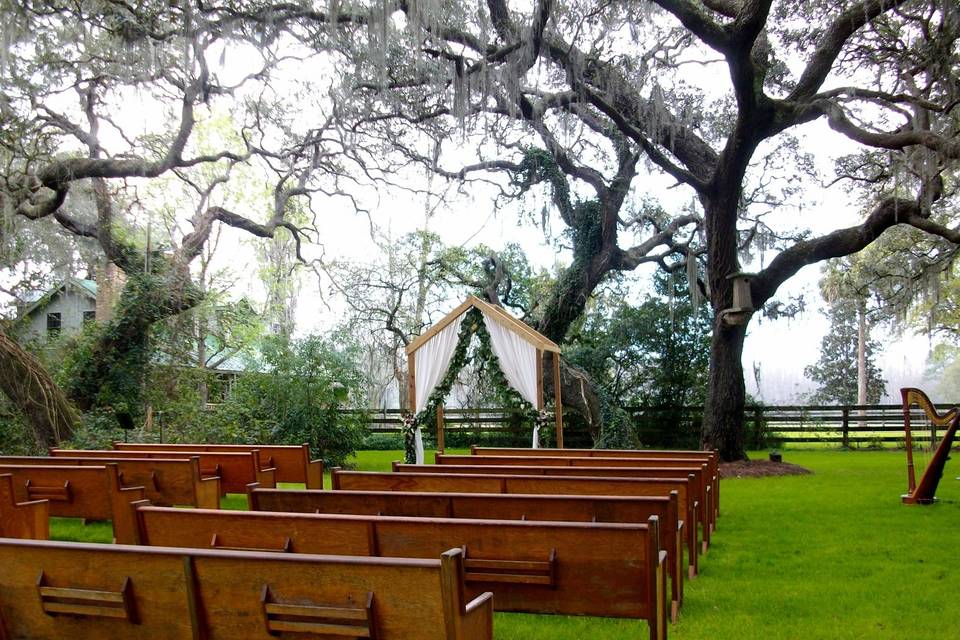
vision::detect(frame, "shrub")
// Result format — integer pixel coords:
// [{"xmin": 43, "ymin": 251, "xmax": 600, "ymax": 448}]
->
[
  {"xmin": 362, "ymin": 432, "xmax": 406, "ymax": 450},
  {"xmin": 213, "ymin": 333, "xmax": 368, "ymax": 466}
]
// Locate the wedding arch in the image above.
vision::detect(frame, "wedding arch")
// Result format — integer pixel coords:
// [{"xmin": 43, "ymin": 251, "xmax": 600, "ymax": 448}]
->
[{"xmin": 405, "ymin": 296, "xmax": 564, "ymax": 462}]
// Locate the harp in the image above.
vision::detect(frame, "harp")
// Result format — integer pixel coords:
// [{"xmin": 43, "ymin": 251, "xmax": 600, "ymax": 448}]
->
[{"xmin": 901, "ymin": 387, "xmax": 960, "ymax": 505}]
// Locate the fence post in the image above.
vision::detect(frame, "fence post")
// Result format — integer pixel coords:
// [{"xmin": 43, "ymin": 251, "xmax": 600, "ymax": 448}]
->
[
  {"xmin": 841, "ymin": 407, "xmax": 849, "ymax": 449},
  {"xmin": 753, "ymin": 407, "xmax": 763, "ymax": 448}
]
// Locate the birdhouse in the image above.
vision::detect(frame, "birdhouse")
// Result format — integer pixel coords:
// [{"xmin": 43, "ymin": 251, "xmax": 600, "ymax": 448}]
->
[
  {"xmin": 727, "ymin": 272, "xmax": 755, "ymax": 311},
  {"xmin": 719, "ymin": 272, "xmax": 755, "ymax": 326}
]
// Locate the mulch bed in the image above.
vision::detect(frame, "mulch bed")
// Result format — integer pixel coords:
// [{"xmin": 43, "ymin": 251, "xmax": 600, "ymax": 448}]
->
[{"xmin": 720, "ymin": 459, "xmax": 812, "ymax": 478}]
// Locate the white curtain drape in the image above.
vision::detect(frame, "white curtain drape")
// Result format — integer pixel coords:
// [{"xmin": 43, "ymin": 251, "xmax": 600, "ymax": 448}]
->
[
  {"xmin": 414, "ymin": 426, "xmax": 425, "ymax": 464},
  {"xmin": 412, "ymin": 312, "xmax": 466, "ymax": 464},
  {"xmin": 532, "ymin": 424, "xmax": 540, "ymax": 448},
  {"xmin": 414, "ymin": 313, "xmax": 466, "ymax": 412},
  {"xmin": 480, "ymin": 310, "xmax": 539, "ymax": 406}
]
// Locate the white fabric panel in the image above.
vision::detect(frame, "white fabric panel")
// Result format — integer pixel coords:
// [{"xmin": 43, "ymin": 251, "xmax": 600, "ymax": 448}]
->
[
  {"xmin": 532, "ymin": 424, "xmax": 541, "ymax": 448},
  {"xmin": 414, "ymin": 313, "xmax": 466, "ymax": 413},
  {"xmin": 480, "ymin": 310, "xmax": 540, "ymax": 407},
  {"xmin": 414, "ymin": 426, "xmax": 425, "ymax": 464}
]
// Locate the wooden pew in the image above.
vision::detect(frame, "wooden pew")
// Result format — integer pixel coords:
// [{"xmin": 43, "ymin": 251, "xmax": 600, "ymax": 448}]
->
[
  {"xmin": 434, "ymin": 449, "xmax": 720, "ymax": 529},
  {"xmin": 49, "ymin": 448, "xmax": 275, "ymax": 494},
  {"xmin": 0, "ymin": 473, "xmax": 49, "ymax": 540},
  {"xmin": 127, "ymin": 504, "xmax": 667, "ymax": 635},
  {"xmin": 112, "ymin": 442, "xmax": 324, "ymax": 489},
  {"xmin": 0, "ymin": 538, "xmax": 494, "ymax": 640},
  {"xmin": 405, "ymin": 460, "xmax": 713, "ymax": 550},
  {"xmin": 0, "ymin": 455, "xmax": 220, "ymax": 509},
  {"xmin": 0, "ymin": 464, "xmax": 143, "ymax": 542},
  {"xmin": 248, "ymin": 486, "xmax": 685, "ymax": 620},
  {"xmin": 332, "ymin": 469, "xmax": 700, "ymax": 572},
  {"xmin": 470, "ymin": 446, "xmax": 721, "ymax": 518}
]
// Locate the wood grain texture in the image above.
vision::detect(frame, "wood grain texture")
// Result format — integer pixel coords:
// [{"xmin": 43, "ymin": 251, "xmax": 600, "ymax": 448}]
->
[
  {"xmin": 468, "ymin": 447, "xmax": 720, "ymax": 519},
  {"xmin": 130, "ymin": 504, "xmax": 663, "ymax": 625},
  {"xmin": 1, "ymin": 456, "xmax": 220, "ymax": 509},
  {"xmin": 49, "ymin": 449, "xmax": 274, "ymax": 494},
  {"xmin": 112, "ymin": 443, "xmax": 322, "ymax": 489},
  {"xmin": 0, "ymin": 539, "xmax": 492, "ymax": 640},
  {"xmin": 0, "ymin": 474, "xmax": 49, "ymax": 540},
  {"xmin": 0, "ymin": 464, "xmax": 143, "ymax": 541},
  {"xmin": 414, "ymin": 460, "xmax": 713, "ymax": 545},
  {"xmin": 333, "ymin": 469, "xmax": 699, "ymax": 577},
  {"xmin": 248, "ymin": 486, "xmax": 684, "ymax": 612}
]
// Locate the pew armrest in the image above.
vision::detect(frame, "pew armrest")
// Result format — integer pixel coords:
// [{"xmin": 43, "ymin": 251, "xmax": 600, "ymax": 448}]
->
[
  {"xmin": 305, "ymin": 459, "xmax": 324, "ymax": 490},
  {"xmin": 256, "ymin": 467, "xmax": 278, "ymax": 489},
  {"xmin": 195, "ymin": 475, "xmax": 221, "ymax": 510},
  {"xmin": 461, "ymin": 591, "xmax": 494, "ymax": 639},
  {"xmin": 301, "ymin": 444, "xmax": 325, "ymax": 490},
  {"xmin": 654, "ymin": 550, "xmax": 668, "ymax": 640},
  {"xmin": 10, "ymin": 499, "xmax": 50, "ymax": 540}
]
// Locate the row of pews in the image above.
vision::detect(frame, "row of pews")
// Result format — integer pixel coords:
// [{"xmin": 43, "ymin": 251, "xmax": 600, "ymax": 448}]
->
[{"xmin": 0, "ymin": 442, "xmax": 720, "ymax": 639}]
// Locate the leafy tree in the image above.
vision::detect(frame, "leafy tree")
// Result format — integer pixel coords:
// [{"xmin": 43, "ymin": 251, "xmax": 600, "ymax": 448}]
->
[
  {"xmin": 804, "ymin": 301, "xmax": 887, "ymax": 405},
  {"xmin": 213, "ymin": 333, "xmax": 368, "ymax": 466},
  {"xmin": 331, "ymin": 0, "xmax": 960, "ymax": 457},
  {"xmin": 567, "ymin": 273, "xmax": 712, "ymax": 446},
  {"xmin": 924, "ymin": 343, "xmax": 960, "ymax": 401}
]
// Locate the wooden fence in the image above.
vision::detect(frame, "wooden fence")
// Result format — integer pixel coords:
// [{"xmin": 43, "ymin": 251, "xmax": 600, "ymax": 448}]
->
[{"xmin": 355, "ymin": 402, "xmax": 960, "ymax": 448}]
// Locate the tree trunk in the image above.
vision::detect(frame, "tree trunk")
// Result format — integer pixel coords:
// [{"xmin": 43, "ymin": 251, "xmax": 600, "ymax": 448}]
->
[
  {"xmin": 699, "ymin": 179, "xmax": 751, "ymax": 461},
  {"xmin": 857, "ymin": 299, "xmax": 867, "ymax": 428},
  {"xmin": 543, "ymin": 352, "xmax": 603, "ymax": 441},
  {"xmin": 701, "ymin": 320, "xmax": 748, "ymax": 460},
  {"xmin": 0, "ymin": 326, "xmax": 77, "ymax": 446}
]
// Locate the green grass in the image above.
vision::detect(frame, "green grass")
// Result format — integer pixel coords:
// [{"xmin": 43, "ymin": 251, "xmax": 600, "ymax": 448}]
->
[{"xmin": 47, "ymin": 449, "xmax": 960, "ymax": 639}]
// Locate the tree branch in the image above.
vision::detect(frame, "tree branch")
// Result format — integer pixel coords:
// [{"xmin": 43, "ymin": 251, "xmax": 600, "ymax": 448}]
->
[
  {"xmin": 789, "ymin": 0, "xmax": 908, "ymax": 101},
  {"xmin": 750, "ymin": 197, "xmax": 960, "ymax": 306}
]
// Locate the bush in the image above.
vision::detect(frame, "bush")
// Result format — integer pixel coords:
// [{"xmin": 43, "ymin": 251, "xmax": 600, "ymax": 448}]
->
[
  {"xmin": 0, "ymin": 398, "xmax": 42, "ymax": 455},
  {"xmin": 362, "ymin": 432, "xmax": 406, "ymax": 450},
  {"xmin": 212, "ymin": 333, "xmax": 368, "ymax": 466}
]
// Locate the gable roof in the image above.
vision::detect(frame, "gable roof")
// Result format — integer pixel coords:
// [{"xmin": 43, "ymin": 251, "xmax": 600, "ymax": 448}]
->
[
  {"xmin": 405, "ymin": 295, "xmax": 561, "ymax": 356},
  {"xmin": 18, "ymin": 278, "xmax": 98, "ymax": 319}
]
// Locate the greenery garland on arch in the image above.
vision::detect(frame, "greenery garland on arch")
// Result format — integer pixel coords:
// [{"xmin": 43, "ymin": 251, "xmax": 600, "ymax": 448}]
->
[{"xmin": 403, "ymin": 306, "xmax": 549, "ymax": 463}]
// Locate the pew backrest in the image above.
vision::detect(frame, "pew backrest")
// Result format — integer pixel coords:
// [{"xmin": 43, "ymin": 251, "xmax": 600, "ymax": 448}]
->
[
  {"xmin": 0, "ymin": 464, "xmax": 143, "ymax": 542},
  {"xmin": 0, "ymin": 538, "xmax": 493, "ymax": 640},
  {"xmin": 49, "ymin": 449, "xmax": 273, "ymax": 494},
  {"xmin": 332, "ymin": 469, "xmax": 699, "ymax": 572},
  {"xmin": 410, "ymin": 461, "xmax": 713, "ymax": 543},
  {"xmin": 112, "ymin": 442, "xmax": 322, "ymax": 488},
  {"xmin": 248, "ymin": 486, "xmax": 685, "ymax": 610},
  {"xmin": 0, "ymin": 455, "xmax": 220, "ymax": 509},
  {"xmin": 129, "ymin": 504, "xmax": 666, "ymax": 634},
  {"xmin": 462, "ymin": 449, "xmax": 720, "ymax": 521}
]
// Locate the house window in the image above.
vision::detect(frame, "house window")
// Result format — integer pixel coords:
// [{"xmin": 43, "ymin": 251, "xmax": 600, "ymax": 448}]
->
[
  {"xmin": 83, "ymin": 310, "xmax": 97, "ymax": 324},
  {"xmin": 46, "ymin": 312, "xmax": 61, "ymax": 337}
]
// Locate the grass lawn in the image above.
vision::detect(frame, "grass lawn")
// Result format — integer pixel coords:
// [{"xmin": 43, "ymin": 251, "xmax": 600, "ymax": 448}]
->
[{"xmin": 48, "ymin": 449, "xmax": 960, "ymax": 639}]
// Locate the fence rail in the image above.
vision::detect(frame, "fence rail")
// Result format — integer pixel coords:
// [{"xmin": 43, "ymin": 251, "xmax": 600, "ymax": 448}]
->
[{"xmin": 354, "ymin": 402, "xmax": 960, "ymax": 448}]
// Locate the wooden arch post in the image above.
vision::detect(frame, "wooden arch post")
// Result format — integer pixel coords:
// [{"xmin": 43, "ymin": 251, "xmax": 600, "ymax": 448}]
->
[
  {"xmin": 533, "ymin": 348, "xmax": 564, "ymax": 448},
  {"xmin": 553, "ymin": 353, "xmax": 564, "ymax": 448}
]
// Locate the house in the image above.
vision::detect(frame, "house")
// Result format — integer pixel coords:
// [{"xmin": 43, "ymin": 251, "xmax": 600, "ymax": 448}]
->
[{"xmin": 16, "ymin": 278, "xmax": 99, "ymax": 342}]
